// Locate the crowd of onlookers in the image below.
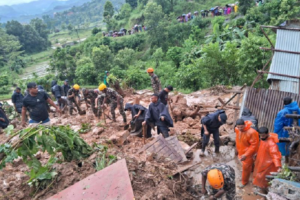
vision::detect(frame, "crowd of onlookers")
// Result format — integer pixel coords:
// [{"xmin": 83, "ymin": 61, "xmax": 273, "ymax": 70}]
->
[
  {"xmin": 102, "ymin": 24, "xmax": 147, "ymax": 38},
  {"xmin": 177, "ymin": 2, "xmax": 239, "ymax": 22}
]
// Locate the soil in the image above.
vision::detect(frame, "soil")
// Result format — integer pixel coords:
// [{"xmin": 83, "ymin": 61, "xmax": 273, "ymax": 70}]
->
[{"xmin": 0, "ymin": 87, "xmax": 265, "ymax": 200}]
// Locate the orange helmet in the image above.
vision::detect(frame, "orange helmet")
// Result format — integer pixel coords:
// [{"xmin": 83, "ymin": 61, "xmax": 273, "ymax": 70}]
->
[
  {"xmin": 147, "ymin": 68, "xmax": 154, "ymax": 73},
  {"xmin": 207, "ymin": 169, "xmax": 224, "ymax": 189}
]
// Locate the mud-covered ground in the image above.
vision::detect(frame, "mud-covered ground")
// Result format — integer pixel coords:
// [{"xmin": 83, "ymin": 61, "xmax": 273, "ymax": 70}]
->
[{"xmin": 0, "ymin": 87, "xmax": 264, "ymax": 200}]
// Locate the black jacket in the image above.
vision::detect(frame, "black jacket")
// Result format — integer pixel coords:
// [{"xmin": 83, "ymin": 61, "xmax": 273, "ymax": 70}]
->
[
  {"xmin": 241, "ymin": 107, "xmax": 258, "ymax": 128},
  {"xmin": 51, "ymin": 80, "xmax": 62, "ymax": 99},
  {"xmin": 201, "ymin": 110, "xmax": 225, "ymax": 131},
  {"xmin": 0, "ymin": 107, "xmax": 9, "ymax": 129},
  {"xmin": 125, "ymin": 103, "xmax": 147, "ymax": 121},
  {"xmin": 11, "ymin": 91, "xmax": 24, "ymax": 113},
  {"xmin": 145, "ymin": 102, "xmax": 173, "ymax": 127}
]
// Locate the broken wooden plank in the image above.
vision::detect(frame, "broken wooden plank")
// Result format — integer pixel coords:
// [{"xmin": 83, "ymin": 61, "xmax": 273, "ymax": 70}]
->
[
  {"xmin": 218, "ymin": 98, "xmax": 225, "ymax": 106},
  {"xmin": 172, "ymin": 162, "xmax": 201, "ymax": 176},
  {"xmin": 166, "ymin": 136, "xmax": 187, "ymax": 163},
  {"xmin": 184, "ymin": 143, "xmax": 198, "ymax": 155},
  {"xmin": 138, "ymin": 135, "xmax": 183, "ymax": 163}
]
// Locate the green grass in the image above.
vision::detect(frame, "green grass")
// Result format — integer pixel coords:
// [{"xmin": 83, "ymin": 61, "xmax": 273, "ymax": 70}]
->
[
  {"xmin": 49, "ymin": 28, "xmax": 93, "ymax": 45},
  {"xmin": 0, "ymin": 94, "xmax": 12, "ymax": 101},
  {"xmin": 23, "ymin": 49, "xmax": 54, "ymax": 67}
]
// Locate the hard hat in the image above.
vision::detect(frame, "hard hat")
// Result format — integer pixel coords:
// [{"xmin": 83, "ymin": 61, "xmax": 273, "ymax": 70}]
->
[
  {"xmin": 73, "ymin": 84, "xmax": 80, "ymax": 90},
  {"xmin": 99, "ymin": 83, "xmax": 107, "ymax": 91},
  {"xmin": 147, "ymin": 68, "xmax": 154, "ymax": 73},
  {"xmin": 207, "ymin": 169, "xmax": 224, "ymax": 189}
]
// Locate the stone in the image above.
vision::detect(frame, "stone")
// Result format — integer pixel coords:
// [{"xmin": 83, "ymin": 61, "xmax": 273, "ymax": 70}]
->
[
  {"xmin": 92, "ymin": 127, "xmax": 104, "ymax": 135},
  {"xmin": 109, "ymin": 130, "xmax": 130, "ymax": 146}
]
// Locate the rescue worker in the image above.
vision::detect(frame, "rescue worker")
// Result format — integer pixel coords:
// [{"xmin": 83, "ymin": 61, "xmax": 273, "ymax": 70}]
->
[
  {"xmin": 22, "ymin": 82, "xmax": 60, "ymax": 126},
  {"xmin": 147, "ymin": 68, "xmax": 161, "ymax": 94},
  {"xmin": 11, "ymin": 87, "xmax": 24, "ymax": 114},
  {"xmin": 98, "ymin": 83, "xmax": 126, "ymax": 124},
  {"xmin": 0, "ymin": 103, "xmax": 9, "ymax": 131},
  {"xmin": 274, "ymin": 97, "xmax": 300, "ymax": 163},
  {"xmin": 143, "ymin": 94, "xmax": 173, "ymax": 138},
  {"xmin": 95, "ymin": 92, "xmax": 110, "ymax": 120},
  {"xmin": 67, "ymin": 84, "xmax": 82, "ymax": 115},
  {"xmin": 82, "ymin": 88, "xmax": 98, "ymax": 117},
  {"xmin": 104, "ymin": 71, "xmax": 110, "ymax": 87},
  {"xmin": 200, "ymin": 110, "xmax": 227, "ymax": 156},
  {"xmin": 235, "ymin": 119, "xmax": 259, "ymax": 188},
  {"xmin": 58, "ymin": 96, "xmax": 68, "ymax": 114},
  {"xmin": 158, "ymin": 85, "xmax": 173, "ymax": 105},
  {"xmin": 253, "ymin": 127, "xmax": 282, "ymax": 194},
  {"xmin": 240, "ymin": 107, "xmax": 258, "ymax": 130},
  {"xmin": 51, "ymin": 80, "xmax": 63, "ymax": 100},
  {"xmin": 125, "ymin": 101, "xmax": 152, "ymax": 138},
  {"xmin": 62, "ymin": 79, "xmax": 71, "ymax": 96},
  {"xmin": 201, "ymin": 164, "xmax": 236, "ymax": 200}
]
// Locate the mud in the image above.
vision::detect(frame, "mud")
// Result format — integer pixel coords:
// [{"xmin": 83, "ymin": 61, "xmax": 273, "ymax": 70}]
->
[{"xmin": 0, "ymin": 87, "xmax": 263, "ymax": 200}]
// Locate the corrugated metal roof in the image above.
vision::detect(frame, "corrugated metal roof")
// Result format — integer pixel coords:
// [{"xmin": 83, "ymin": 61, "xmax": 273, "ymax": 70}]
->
[{"xmin": 267, "ymin": 29, "xmax": 300, "ymax": 83}]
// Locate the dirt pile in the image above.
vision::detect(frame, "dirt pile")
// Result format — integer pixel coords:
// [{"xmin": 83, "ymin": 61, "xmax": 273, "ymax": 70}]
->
[{"xmin": 0, "ymin": 87, "xmax": 244, "ymax": 200}]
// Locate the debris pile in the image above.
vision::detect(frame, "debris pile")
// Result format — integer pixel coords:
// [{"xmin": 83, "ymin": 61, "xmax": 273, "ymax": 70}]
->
[{"xmin": 0, "ymin": 87, "xmax": 246, "ymax": 200}]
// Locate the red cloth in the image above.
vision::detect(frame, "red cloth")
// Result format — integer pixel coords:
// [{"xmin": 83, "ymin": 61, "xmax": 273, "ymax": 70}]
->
[
  {"xmin": 235, "ymin": 121, "xmax": 259, "ymax": 185},
  {"xmin": 253, "ymin": 133, "xmax": 282, "ymax": 188}
]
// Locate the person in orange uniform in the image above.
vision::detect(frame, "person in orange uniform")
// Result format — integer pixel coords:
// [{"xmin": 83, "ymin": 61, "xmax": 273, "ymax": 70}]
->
[
  {"xmin": 253, "ymin": 127, "xmax": 282, "ymax": 193},
  {"xmin": 235, "ymin": 119, "xmax": 259, "ymax": 188}
]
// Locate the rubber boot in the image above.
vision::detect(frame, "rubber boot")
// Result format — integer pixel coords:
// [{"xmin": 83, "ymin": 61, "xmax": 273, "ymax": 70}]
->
[{"xmin": 215, "ymin": 146, "xmax": 220, "ymax": 153}]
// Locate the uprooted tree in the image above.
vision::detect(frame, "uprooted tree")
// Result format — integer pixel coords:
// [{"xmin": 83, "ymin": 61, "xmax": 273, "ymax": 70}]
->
[{"xmin": 0, "ymin": 125, "xmax": 93, "ymax": 189}]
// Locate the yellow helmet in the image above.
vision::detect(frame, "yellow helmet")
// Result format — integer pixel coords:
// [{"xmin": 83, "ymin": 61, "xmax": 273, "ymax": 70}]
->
[
  {"xmin": 207, "ymin": 169, "xmax": 224, "ymax": 189},
  {"xmin": 73, "ymin": 84, "xmax": 80, "ymax": 90},
  {"xmin": 98, "ymin": 83, "xmax": 107, "ymax": 91}
]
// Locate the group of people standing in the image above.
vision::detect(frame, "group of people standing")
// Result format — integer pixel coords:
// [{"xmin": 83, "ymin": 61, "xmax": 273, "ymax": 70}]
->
[{"xmin": 201, "ymin": 97, "xmax": 300, "ymax": 199}]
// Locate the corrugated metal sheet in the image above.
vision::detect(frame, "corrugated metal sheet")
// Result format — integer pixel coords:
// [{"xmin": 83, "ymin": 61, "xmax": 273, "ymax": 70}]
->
[
  {"xmin": 241, "ymin": 87, "xmax": 300, "ymax": 132},
  {"xmin": 267, "ymin": 29, "xmax": 300, "ymax": 86},
  {"xmin": 270, "ymin": 80, "xmax": 299, "ymax": 93}
]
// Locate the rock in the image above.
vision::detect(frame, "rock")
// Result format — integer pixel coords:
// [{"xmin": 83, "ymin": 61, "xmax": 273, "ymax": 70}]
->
[
  {"xmin": 92, "ymin": 127, "xmax": 104, "ymax": 135},
  {"xmin": 179, "ymin": 141, "xmax": 190, "ymax": 151},
  {"xmin": 109, "ymin": 130, "xmax": 130, "ymax": 146},
  {"xmin": 183, "ymin": 117, "xmax": 197, "ymax": 127}
]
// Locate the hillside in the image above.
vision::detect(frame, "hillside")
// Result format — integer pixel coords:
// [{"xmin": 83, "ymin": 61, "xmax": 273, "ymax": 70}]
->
[{"xmin": 0, "ymin": 0, "xmax": 92, "ymax": 23}]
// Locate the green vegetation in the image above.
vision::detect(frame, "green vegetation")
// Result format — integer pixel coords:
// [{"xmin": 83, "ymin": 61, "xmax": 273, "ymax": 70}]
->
[
  {"xmin": 93, "ymin": 144, "xmax": 116, "ymax": 171},
  {"xmin": 1, "ymin": 0, "xmax": 300, "ymax": 96},
  {"xmin": 0, "ymin": 126, "xmax": 93, "ymax": 189}
]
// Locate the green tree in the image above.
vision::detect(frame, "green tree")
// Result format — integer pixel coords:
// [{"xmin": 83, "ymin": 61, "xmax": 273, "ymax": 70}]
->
[
  {"xmin": 92, "ymin": 45, "xmax": 113, "ymax": 74},
  {"xmin": 239, "ymin": 0, "xmax": 254, "ymax": 15},
  {"xmin": 238, "ymin": 33, "xmax": 272, "ymax": 85},
  {"xmin": 119, "ymin": 3, "xmax": 132, "ymax": 19},
  {"xmin": 50, "ymin": 48, "xmax": 77, "ymax": 82},
  {"xmin": 75, "ymin": 57, "xmax": 97, "ymax": 85},
  {"xmin": 114, "ymin": 48, "xmax": 135, "ymax": 69},
  {"xmin": 144, "ymin": 2, "xmax": 165, "ymax": 47},
  {"xmin": 103, "ymin": 1, "xmax": 114, "ymax": 18},
  {"xmin": 126, "ymin": 0, "xmax": 138, "ymax": 8},
  {"xmin": 152, "ymin": 48, "xmax": 164, "ymax": 67},
  {"xmin": 167, "ymin": 47, "xmax": 182, "ymax": 68},
  {"xmin": 0, "ymin": 29, "xmax": 23, "ymax": 68}
]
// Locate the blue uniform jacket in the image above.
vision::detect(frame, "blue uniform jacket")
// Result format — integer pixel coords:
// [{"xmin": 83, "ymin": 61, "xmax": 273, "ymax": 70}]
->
[{"xmin": 274, "ymin": 101, "xmax": 300, "ymax": 156}]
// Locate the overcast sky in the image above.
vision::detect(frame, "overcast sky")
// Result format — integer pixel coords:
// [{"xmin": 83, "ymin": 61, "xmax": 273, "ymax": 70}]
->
[{"xmin": 0, "ymin": 0, "xmax": 37, "ymax": 6}]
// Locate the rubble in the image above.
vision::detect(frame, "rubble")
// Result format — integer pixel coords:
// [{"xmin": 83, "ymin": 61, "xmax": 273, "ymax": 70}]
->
[{"xmin": 0, "ymin": 87, "xmax": 266, "ymax": 200}]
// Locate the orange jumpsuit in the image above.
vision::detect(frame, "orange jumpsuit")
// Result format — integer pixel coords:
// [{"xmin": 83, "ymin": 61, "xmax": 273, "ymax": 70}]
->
[
  {"xmin": 235, "ymin": 121, "xmax": 259, "ymax": 185},
  {"xmin": 253, "ymin": 133, "xmax": 282, "ymax": 189}
]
